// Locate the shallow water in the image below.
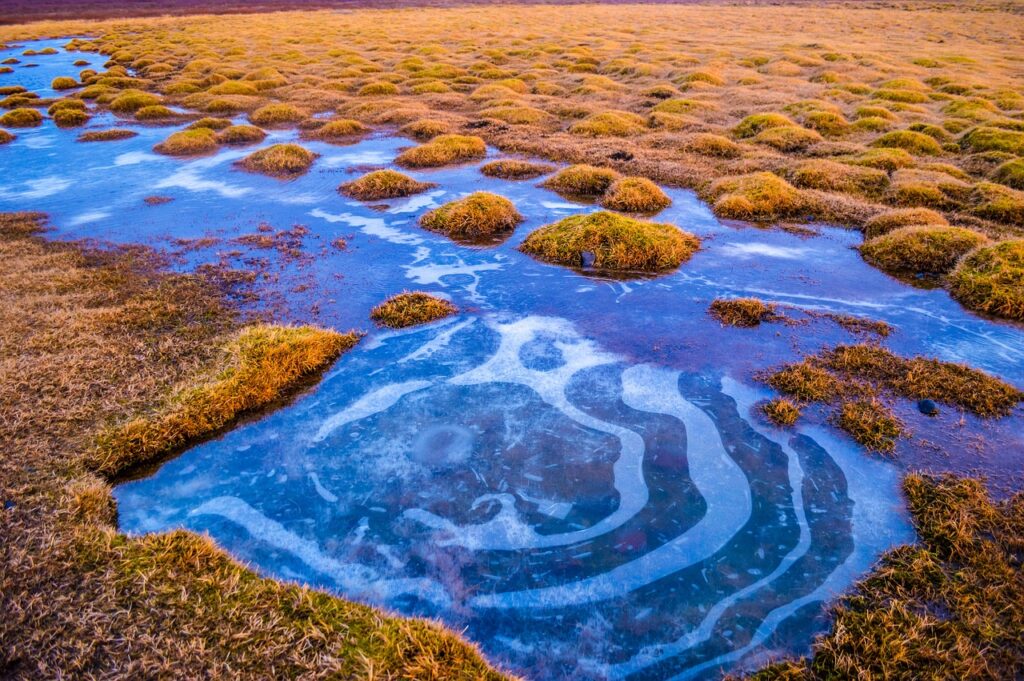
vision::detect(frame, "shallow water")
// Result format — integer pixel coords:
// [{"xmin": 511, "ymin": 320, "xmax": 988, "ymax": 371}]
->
[{"xmin": 3, "ymin": 39, "xmax": 1023, "ymax": 679}]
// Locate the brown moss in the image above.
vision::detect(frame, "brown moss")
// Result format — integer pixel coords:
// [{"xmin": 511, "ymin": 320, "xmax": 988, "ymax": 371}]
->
[
  {"xmin": 520, "ymin": 210, "xmax": 699, "ymax": 273},
  {"xmin": 216, "ymin": 124, "xmax": 267, "ymax": 146},
  {"xmin": 339, "ymin": 169, "xmax": 436, "ymax": 201},
  {"xmin": 370, "ymin": 291, "xmax": 457, "ymax": 328},
  {"xmin": 78, "ymin": 128, "xmax": 137, "ymax": 142},
  {"xmin": 683, "ymin": 133, "xmax": 742, "ymax": 158},
  {"xmin": 790, "ymin": 160, "xmax": 889, "ymax": 196},
  {"xmin": 153, "ymin": 128, "xmax": 219, "ymax": 156},
  {"xmin": 301, "ymin": 118, "xmax": 369, "ymax": 142},
  {"xmin": 420, "ymin": 192, "xmax": 523, "ymax": 242},
  {"xmin": 239, "ymin": 143, "xmax": 317, "ymax": 177},
  {"xmin": 51, "ymin": 76, "xmax": 79, "ymax": 90},
  {"xmin": 872, "ymin": 129, "xmax": 944, "ymax": 155},
  {"xmin": 187, "ymin": 116, "xmax": 233, "ymax": 131},
  {"xmin": 761, "ymin": 397, "xmax": 800, "ymax": 427},
  {"xmin": 480, "ymin": 159, "xmax": 555, "ymax": 180},
  {"xmin": 358, "ymin": 80, "xmax": 399, "ymax": 96},
  {"xmin": 399, "ymin": 118, "xmax": 453, "ymax": 141},
  {"xmin": 0, "ymin": 107, "xmax": 42, "ymax": 127},
  {"xmin": 753, "ymin": 125, "xmax": 823, "ymax": 152},
  {"xmin": 134, "ymin": 104, "xmax": 175, "ymax": 121},
  {"xmin": 709, "ymin": 297, "xmax": 779, "ymax": 327},
  {"xmin": 863, "ymin": 207, "xmax": 949, "ymax": 239},
  {"xmin": 249, "ymin": 102, "xmax": 305, "ymax": 127},
  {"xmin": 707, "ymin": 172, "xmax": 805, "ymax": 221},
  {"xmin": 569, "ymin": 110, "xmax": 646, "ymax": 137},
  {"xmin": 395, "ymin": 134, "xmax": 486, "ymax": 168},
  {"xmin": 764, "ymin": 362, "xmax": 842, "ymax": 402},
  {"xmin": 860, "ymin": 226, "xmax": 989, "ymax": 277},
  {"xmin": 108, "ymin": 89, "xmax": 161, "ymax": 114},
  {"xmin": 949, "ymin": 240, "xmax": 1024, "ymax": 322},
  {"xmin": 52, "ymin": 108, "xmax": 89, "ymax": 128},
  {"xmin": 992, "ymin": 158, "xmax": 1024, "ymax": 190},
  {"xmin": 600, "ymin": 177, "xmax": 671, "ymax": 213},
  {"xmin": 0, "ymin": 130, "xmax": 13, "ymax": 145},
  {"xmin": 541, "ymin": 164, "xmax": 621, "ymax": 197}
]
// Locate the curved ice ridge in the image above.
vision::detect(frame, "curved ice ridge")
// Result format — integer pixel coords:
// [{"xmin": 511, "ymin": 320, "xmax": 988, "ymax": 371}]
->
[
  {"xmin": 471, "ymin": 365, "xmax": 751, "ymax": 608},
  {"xmin": 190, "ymin": 496, "xmax": 450, "ymax": 608}
]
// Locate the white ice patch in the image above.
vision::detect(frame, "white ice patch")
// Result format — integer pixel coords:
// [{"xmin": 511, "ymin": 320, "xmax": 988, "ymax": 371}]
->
[
  {"xmin": 469, "ymin": 365, "xmax": 751, "ymax": 608},
  {"xmin": 719, "ymin": 243, "xmax": 809, "ymax": 260},
  {"xmin": 387, "ymin": 189, "xmax": 446, "ymax": 214},
  {"xmin": 398, "ymin": 318, "xmax": 476, "ymax": 363},
  {"xmin": 320, "ymin": 149, "xmax": 392, "ymax": 167},
  {"xmin": 313, "ymin": 380, "xmax": 432, "ymax": 442},
  {"xmin": 309, "ymin": 208, "xmax": 424, "ymax": 246},
  {"xmin": 308, "ymin": 472, "xmax": 338, "ymax": 503},
  {"xmin": 0, "ymin": 176, "xmax": 70, "ymax": 200},
  {"xmin": 67, "ymin": 210, "xmax": 110, "ymax": 226},
  {"xmin": 114, "ymin": 150, "xmax": 158, "ymax": 166},
  {"xmin": 190, "ymin": 496, "xmax": 449, "ymax": 607},
  {"xmin": 155, "ymin": 168, "xmax": 251, "ymax": 199},
  {"xmin": 403, "ymin": 256, "xmax": 503, "ymax": 301}
]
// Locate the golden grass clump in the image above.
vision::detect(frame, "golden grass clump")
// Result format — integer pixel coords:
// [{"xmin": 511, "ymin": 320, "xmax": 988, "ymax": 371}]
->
[
  {"xmin": 836, "ymin": 398, "xmax": 905, "ymax": 454},
  {"xmin": 970, "ymin": 182, "xmax": 1024, "ymax": 226},
  {"xmin": 569, "ymin": 110, "xmax": 646, "ymax": 137},
  {"xmin": 863, "ymin": 207, "xmax": 949, "ymax": 238},
  {"xmin": 949, "ymin": 240, "xmax": 1024, "ymax": 322},
  {"xmin": 871, "ymin": 129, "xmax": 944, "ymax": 155},
  {"xmin": 370, "ymin": 291, "xmax": 457, "ymax": 328},
  {"xmin": 600, "ymin": 177, "xmax": 671, "ymax": 213},
  {"xmin": 51, "ymin": 76, "xmax": 79, "ymax": 90},
  {"xmin": 339, "ymin": 169, "xmax": 436, "ymax": 201},
  {"xmin": 239, "ymin": 143, "xmax": 317, "ymax": 177},
  {"xmin": 358, "ymin": 80, "xmax": 400, "ymax": 96},
  {"xmin": 0, "ymin": 130, "xmax": 13, "ymax": 144},
  {"xmin": 683, "ymin": 133, "xmax": 742, "ymax": 158},
  {"xmin": 249, "ymin": 102, "xmax": 305, "ymax": 127},
  {"xmin": 302, "ymin": 118, "xmax": 369, "ymax": 142},
  {"xmin": 53, "ymin": 108, "xmax": 89, "ymax": 128},
  {"xmin": 480, "ymin": 159, "xmax": 555, "ymax": 180},
  {"xmin": 789, "ymin": 159, "xmax": 889, "ymax": 196},
  {"xmin": 134, "ymin": 104, "xmax": 175, "ymax": 121},
  {"xmin": 708, "ymin": 297, "xmax": 779, "ymax": 327},
  {"xmin": 420, "ymin": 191, "xmax": 523, "ymax": 241},
  {"xmin": 860, "ymin": 226, "xmax": 989, "ymax": 277},
  {"xmin": 960, "ymin": 126, "xmax": 1024, "ymax": 155},
  {"xmin": 395, "ymin": 133, "xmax": 486, "ymax": 168},
  {"xmin": 188, "ymin": 116, "xmax": 233, "ymax": 131},
  {"xmin": 92, "ymin": 325, "xmax": 358, "ymax": 475},
  {"xmin": 993, "ymin": 158, "xmax": 1024, "ymax": 190},
  {"xmin": 707, "ymin": 172, "xmax": 805, "ymax": 221},
  {"xmin": 542, "ymin": 164, "xmax": 621, "ymax": 197},
  {"xmin": 520, "ymin": 210, "xmax": 699, "ymax": 273},
  {"xmin": 761, "ymin": 397, "xmax": 800, "ymax": 427},
  {"xmin": 78, "ymin": 128, "xmax": 137, "ymax": 142},
  {"xmin": 753, "ymin": 125, "xmax": 823, "ymax": 152},
  {"xmin": 0, "ymin": 107, "xmax": 42, "ymax": 127},
  {"xmin": 733, "ymin": 112, "xmax": 795, "ymax": 138},
  {"xmin": 108, "ymin": 89, "xmax": 161, "ymax": 114},
  {"xmin": 400, "ymin": 118, "xmax": 452, "ymax": 140},
  {"xmin": 216, "ymin": 124, "xmax": 267, "ymax": 146},
  {"xmin": 153, "ymin": 128, "xmax": 219, "ymax": 156},
  {"xmin": 765, "ymin": 362, "xmax": 841, "ymax": 402}
]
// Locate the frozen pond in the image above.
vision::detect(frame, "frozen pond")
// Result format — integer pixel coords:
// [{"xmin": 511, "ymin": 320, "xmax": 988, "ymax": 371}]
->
[{"xmin": 3, "ymin": 39, "xmax": 1023, "ymax": 679}]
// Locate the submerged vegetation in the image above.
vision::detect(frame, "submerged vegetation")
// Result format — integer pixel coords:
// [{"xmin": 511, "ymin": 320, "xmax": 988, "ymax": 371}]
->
[
  {"xmin": 420, "ymin": 191, "xmax": 523, "ymax": 242},
  {"xmin": 370, "ymin": 291, "xmax": 457, "ymax": 328},
  {"xmin": 520, "ymin": 211, "xmax": 699, "ymax": 273}
]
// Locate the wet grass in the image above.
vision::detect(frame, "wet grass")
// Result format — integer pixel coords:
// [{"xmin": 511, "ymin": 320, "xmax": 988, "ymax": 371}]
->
[
  {"xmin": 238, "ymin": 143, "xmax": 317, "ymax": 177},
  {"xmin": 480, "ymin": 159, "xmax": 555, "ymax": 180},
  {"xmin": 0, "ymin": 212, "xmax": 509, "ymax": 680},
  {"xmin": 153, "ymin": 127, "xmax": 218, "ymax": 155},
  {"xmin": 419, "ymin": 191, "xmax": 523, "ymax": 242},
  {"xmin": 709, "ymin": 297, "xmax": 779, "ymax": 327},
  {"xmin": 541, "ymin": 164, "xmax": 621, "ymax": 197},
  {"xmin": 339, "ymin": 168, "xmax": 436, "ymax": 201},
  {"xmin": 761, "ymin": 397, "xmax": 800, "ymax": 427},
  {"xmin": 520, "ymin": 210, "xmax": 699, "ymax": 273},
  {"xmin": 370, "ymin": 291, "xmax": 457, "ymax": 328},
  {"xmin": 746, "ymin": 473, "xmax": 1024, "ymax": 679}
]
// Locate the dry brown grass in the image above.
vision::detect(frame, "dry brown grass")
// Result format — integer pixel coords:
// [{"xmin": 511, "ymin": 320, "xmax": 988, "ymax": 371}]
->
[
  {"xmin": 480, "ymin": 159, "xmax": 555, "ymax": 180},
  {"xmin": 339, "ymin": 168, "xmax": 436, "ymax": 201},
  {"xmin": 419, "ymin": 191, "xmax": 523, "ymax": 242},
  {"xmin": 238, "ymin": 143, "xmax": 317, "ymax": 177},
  {"xmin": 761, "ymin": 397, "xmax": 800, "ymax": 427},
  {"xmin": 395, "ymin": 134, "xmax": 486, "ymax": 168},
  {"xmin": 0, "ymin": 212, "xmax": 510, "ymax": 680},
  {"xmin": 747, "ymin": 473, "xmax": 1024, "ymax": 680},
  {"xmin": 949, "ymin": 240, "xmax": 1024, "ymax": 321},
  {"xmin": 708, "ymin": 297, "xmax": 779, "ymax": 327},
  {"xmin": 369, "ymin": 291, "xmax": 457, "ymax": 328}
]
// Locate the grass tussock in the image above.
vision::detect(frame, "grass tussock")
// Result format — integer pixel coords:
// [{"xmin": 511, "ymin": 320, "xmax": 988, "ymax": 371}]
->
[
  {"xmin": 863, "ymin": 207, "xmax": 948, "ymax": 239},
  {"xmin": 761, "ymin": 397, "xmax": 801, "ymax": 427},
  {"xmin": 520, "ymin": 210, "xmax": 699, "ymax": 273},
  {"xmin": 601, "ymin": 177, "xmax": 671, "ymax": 213},
  {"xmin": 395, "ymin": 133, "xmax": 486, "ymax": 168},
  {"xmin": 949, "ymin": 239, "xmax": 1024, "ymax": 321},
  {"xmin": 370, "ymin": 291, "xmax": 457, "ymax": 328},
  {"xmin": 750, "ymin": 473, "xmax": 1024, "ymax": 679},
  {"xmin": 301, "ymin": 118, "xmax": 369, "ymax": 142},
  {"xmin": 78, "ymin": 128, "xmax": 137, "ymax": 142},
  {"xmin": 860, "ymin": 226, "xmax": 989, "ymax": 277},
  {"xmin": 480, "ymin": 159, "xmax": 555, "ymax": 180},
  {"xmin": 707, "ymin": 172, "xmax": 805, "ymax": 221},
  {"xmin": 108, "ymin": 89, "xmax": 161, "ymax": 114},
  {"xmin": 216, "ymin": 124, "xmax": 266, "ymax": 145},
  {"xmin": 0, "ymin": 211, "xmax": 506, "ymax": 680},
  {"xmin": 709, "ymin": 297, "xmax": 779, "ymax": 327},
  {"xmin": 249, "ymin": 102, "xmax": 305, "ymax": 127},
  {"xmin": 541, "ymin": 164, "xmax": 621, "ymax": 197},
  {"xmin": 835, "ymin": 398, "xmax": 905, "ymax": 454},
  {"xmin": 239, "ymin": 143, "xmax": 317, "ymax": 177},
  {"xmin": 53, "ymin": 108, "xmax": 89, "ymax": 128},
  {"xmin": 419, "ymin": 191, "xmax": 523, "ymax": 241},
  {"xmin": 339, "ymin": 169, "xmax": 436, "ymax": 201},
  {"xmin": 153, "ymin": 128, "xmax": 219, "ymax": 156},
  {"xmin": 0, "ymin": 107, "xmax": 42, "ymax": 127}
]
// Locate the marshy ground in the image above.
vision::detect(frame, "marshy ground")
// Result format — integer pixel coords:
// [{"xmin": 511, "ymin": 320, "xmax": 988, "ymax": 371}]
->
[{"xmin": 1, "ymin": 1, "xmax": 1022, "ymax": 679}]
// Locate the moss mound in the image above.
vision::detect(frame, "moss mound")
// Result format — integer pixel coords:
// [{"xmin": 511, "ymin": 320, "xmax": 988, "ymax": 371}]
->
[
  {"xmin": 709, "ymin": 297, "xmax": 779, "ymax": 327},
  {"xmin": 970, "ymin": 182, "xmax": 1024, "ymax": 225},
  {"xmin": 400, "ymin": 118, "xmax": 452, "ymax": 141},
  {"xmin": 863, "ymin": 207, "xmax": 949, "ymax": 239},
  {"xmin": 303, "ymin": 118, "xmax": 369, "ymax": 142},
  {"xmin": 78, "ymin": 128, "xmax": 137, "ymax": 142},
  {"xmin": 396, "ymin": 134, "xmax": 486, "ymax": 168},
  {"xmin": 541, "ymin": 164, "xmax": 621, "ymax": 197},
  {"xmin": 108, "ymin": 89, "xmax": 161, "ymax": 114},
  {"xmin": 239, "ymin": 143, "xmax": 317, "ymax": 177},
  {"xmin": 0, "ymin": 108, "xmax": 42, "ymax": 128},
  {"xmin": 249, "ymin": 103, "xmax": 305, "ymax": 127},
  {"xmin": 135, "ymin": 105, "xmax": 175, "ymax": 121},
  {"xmin": 51, "ymin": 76, "xmax": 79, "ymax": 90},
  {"xmin": 949, "ymin": 240, "xmax": 1024, "ymax": 321},
  {"xmin": 683, "ymin": 133, "xmax": 741, "ymax": 158},
  {"xmin": 600, "ymin": 177, "xmax": 671, "ymax": 213},
  {"xmin": 569, "ymin": 110, "xmax": 646, "ymax": 137},
  {"xmin": 872, "ymin": 130, "xmax": 944, "ymax": 156},
  {"xmin": 188, "ymin": 116, "xmax": 233, "ymax": 131},
  {"xmin": 790, "ymin": 160, "xmax": 888, "ymax": 196},
  {"xmin": 733, "ymin": 112, "xmax": 795, "ymax": 138},
  {"xmin": 707, "ymin": 172, "xmax": 805, "ymax": 221},
  {"xmin": 480, "ymin": 159, "xmax": 555, "ymax": 180},
  {"xmin": 358, "ymin": 81, "xmax": 400, "ymax": 96},
  {"xmin": 993, "ymin": 158, "xmax": 1024, "ymax": 190},
  {"xmin": 154, "ymin": 128, "xmax": 219, "ymax": 156},
  {"xmin": 339, "ymin": 169, "xmax": 436, "ymax": 201},
  {"xmin": 420, "ymin": 192, "xmax": 523, "ymax": 241},
  {"xmin": 216, "ymin": 124, "xmax": 267, "ymax": 146},
  {"xmin": 753, "ymin": 125, "xmax": 823, "ymax": 152},
  {"xmin": 860, "ymin": 226, "xmax": 989, "ymax": 276},
  {"xmin": 520, "ymin": 210, "xmax": 699, "ymax": 273},
  {"xmin": 52, "ymin": 109, "xmax": 89, "ymax": 128},
  {"xmin": 370, "ymin": 291, "xmax": 456, "ymax": 328},
  {"xmin": 0, "ymin": 130, "xmax": 13, "ymax": 145},
  {"xmin": 960, "ymin": 126, "xmax": 1024, "ymax": 155},
  {"xmin": 47, "ymin": 98, "xmax": 85, "ymax": 115}
]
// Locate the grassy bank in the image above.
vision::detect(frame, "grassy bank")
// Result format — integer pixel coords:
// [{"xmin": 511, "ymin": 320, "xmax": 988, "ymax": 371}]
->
[{"xmin": 0, "ymin": 212, "xmax": 511, "ymax": 679}]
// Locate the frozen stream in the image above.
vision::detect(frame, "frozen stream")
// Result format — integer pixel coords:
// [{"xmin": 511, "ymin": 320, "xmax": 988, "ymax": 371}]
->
[{"xmin": 3, "ymin": 39, "xmax": 1023, "ymax": 680}]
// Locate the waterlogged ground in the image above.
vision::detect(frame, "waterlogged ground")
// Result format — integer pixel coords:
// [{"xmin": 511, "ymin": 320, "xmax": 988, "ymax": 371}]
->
[{"xmin": 4, "ymin": 40, "xmax": 1024, "ymax": 679}]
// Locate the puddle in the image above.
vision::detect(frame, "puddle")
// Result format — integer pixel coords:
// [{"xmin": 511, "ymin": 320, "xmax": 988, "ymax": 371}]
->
[{"xmin": 3, "ymin": 39, "xmax": 1023, "ymax": 680}]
